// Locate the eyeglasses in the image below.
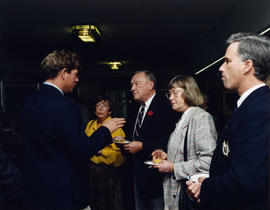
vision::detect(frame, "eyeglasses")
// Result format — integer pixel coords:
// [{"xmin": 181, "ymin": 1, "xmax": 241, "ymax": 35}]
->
[
  {"xmin": 166, "ymin": 88, "xmax": 183, "ymax": 99},
  {"xmin": 96, "ymin": 103, "xmax": 109, "ymax": 109}
]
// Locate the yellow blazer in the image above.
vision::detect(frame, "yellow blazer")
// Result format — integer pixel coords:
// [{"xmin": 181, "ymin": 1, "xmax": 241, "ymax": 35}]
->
[{"xmin": 85, "ymin": 117, "xmax": 126, "ymax": 167}]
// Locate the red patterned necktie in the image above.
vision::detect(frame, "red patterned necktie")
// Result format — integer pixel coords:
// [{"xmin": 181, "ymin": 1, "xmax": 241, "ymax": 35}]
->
[{"xmin": 133, "ymin": 103, "xmax": 145, "ymax": 140}]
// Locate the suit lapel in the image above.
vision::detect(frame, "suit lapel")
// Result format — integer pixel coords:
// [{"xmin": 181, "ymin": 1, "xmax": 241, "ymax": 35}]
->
[
  {"xmin": 220, "ymin": 86, "xmax": 268, "ymax": 139},
  {"xmin": 131, "ymin": 95, "xmax": 156, "ymax": 139},
  {"xmin": 169, "ymin": 107, "xmax": 195, "ymax": 161}
]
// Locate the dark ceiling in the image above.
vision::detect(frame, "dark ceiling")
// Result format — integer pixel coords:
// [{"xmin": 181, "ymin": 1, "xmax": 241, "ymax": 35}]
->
[{"xmin": 0, "ymin": 0, "xmax": 269, "ymax": 82}]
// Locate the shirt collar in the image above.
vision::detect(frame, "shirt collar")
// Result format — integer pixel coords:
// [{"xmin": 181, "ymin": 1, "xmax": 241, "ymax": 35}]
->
[
  {"xmin": 138, "ymin": 93, "xmax": 156, "ymax": 125},
  {"xmin": 237, "ymin": 83, "xmax": 265, "ymax": 107},
  {"xmin": 144, "ymin": 92, "xmax": 156, "ymax": 109},
  {"xmin": 43, "ymin": 81, "xmax": 64, "ymax": 95}
]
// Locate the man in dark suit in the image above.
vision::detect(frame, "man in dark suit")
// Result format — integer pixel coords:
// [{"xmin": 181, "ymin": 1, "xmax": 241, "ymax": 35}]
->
[
  {"xmin": 124, "ymin": 71, "xmax": 177, "ymax": 210},
  {"xmin": 21, "ymin": 50, "xmax": 125, "ymax": 210},
  {"xmin": 187, "ymin": 33, "xmax": 270, "ymax": 210}
]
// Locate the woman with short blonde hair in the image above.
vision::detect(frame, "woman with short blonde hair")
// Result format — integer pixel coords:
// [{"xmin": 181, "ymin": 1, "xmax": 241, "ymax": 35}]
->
[
  {"xmin": 167, "ymin": 75, "xmax": 204, "ymax": 107},
  {"xmin": 152, "ymin": 75, "xmax": 217, "ymax": 210}
]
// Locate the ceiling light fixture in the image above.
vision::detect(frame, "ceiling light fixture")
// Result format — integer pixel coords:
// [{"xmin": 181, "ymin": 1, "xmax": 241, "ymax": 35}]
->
[
  {"xmin": 107, "ymin": 61, "xmax": 122, "ymax": 70},
  {"xmin": 71, "ymin": 24, "xmax": 101, "ymax": 43},
  {"xmin": 195, "ymin": 26, "xmax": 270, "ymax": 75}
]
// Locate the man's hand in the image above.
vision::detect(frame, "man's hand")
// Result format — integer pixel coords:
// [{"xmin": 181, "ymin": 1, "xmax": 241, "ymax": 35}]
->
[
  {"xmin": 186, "ymin": 176, "xmax": 206, "ymax": 203},
  {"xmin": 102, "ymin": 118, "xmax": 126, "ymax": 133},
  {"xmin": 124, "ymin": 141, "xmax": 143, "ymax": 154}
]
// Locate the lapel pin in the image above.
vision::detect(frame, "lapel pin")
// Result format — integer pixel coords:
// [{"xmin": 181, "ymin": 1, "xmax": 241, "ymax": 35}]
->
[{"xmin": 222, "ymin": 140, "xmax": 230, "ymax": 157}]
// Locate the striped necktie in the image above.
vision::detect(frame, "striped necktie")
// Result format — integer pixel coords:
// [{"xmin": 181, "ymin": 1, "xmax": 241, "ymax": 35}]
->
[{"xmin": 133, "ymin": 103, "xmax": 145, "ymax": 140}]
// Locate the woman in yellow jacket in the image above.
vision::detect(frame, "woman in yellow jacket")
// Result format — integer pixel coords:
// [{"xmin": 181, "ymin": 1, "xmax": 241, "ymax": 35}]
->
[{"xmin": 85, "ymin": 95, "xmax": 125, "ymax": 210}]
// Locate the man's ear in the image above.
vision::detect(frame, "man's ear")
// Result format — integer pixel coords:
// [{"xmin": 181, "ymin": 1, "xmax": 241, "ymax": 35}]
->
[
  {"xmin": 59, "ymin": 68, "xmax": 67, "ymax": 80},
  {"xmin": 148, "ymin": 80, "xmax": 154, "ymax": 89},
  {"xmin": 243, "ymin": 59, "xmax": 253, "ymax": 74}
]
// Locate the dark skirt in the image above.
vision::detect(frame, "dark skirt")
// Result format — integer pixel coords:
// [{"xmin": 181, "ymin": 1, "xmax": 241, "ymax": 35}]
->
[{"xmin": 89, "ymin": 162, "xmax": 124, "ymax": 210}]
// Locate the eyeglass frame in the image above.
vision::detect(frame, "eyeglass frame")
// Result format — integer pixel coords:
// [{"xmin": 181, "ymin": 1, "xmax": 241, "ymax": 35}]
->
[
  {"xmin": 95, "ymin": 103, "xmax": 109, "ymax": 109},
  {"xmin": 166, "ymin": 87, "xmax": 183, "ymax": 99}
]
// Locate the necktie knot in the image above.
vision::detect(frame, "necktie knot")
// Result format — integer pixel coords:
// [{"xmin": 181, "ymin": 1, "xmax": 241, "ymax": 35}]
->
[{"xmin": 140, "ymin": 103, "xmax": 145, "ymax": 110}]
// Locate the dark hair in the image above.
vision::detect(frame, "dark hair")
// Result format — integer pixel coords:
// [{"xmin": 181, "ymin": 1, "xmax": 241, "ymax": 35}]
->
[
  {"xmin": 167, "ymin": 75, "xmax": 204, "ymax": 107},
  {"xmin": 226, "ymin": 32, "xmax": 270, "ymax": 81},
  {"xmin": 41, "ymin": 50, "xmax": 80, "ymax": 79},
  {"xmin": 133, "ymin": 70, "xmax": 157, "ymax": 89},
  {"xmin": 94, "ymin": 95, "xmax": 114, "ymax": 112}
]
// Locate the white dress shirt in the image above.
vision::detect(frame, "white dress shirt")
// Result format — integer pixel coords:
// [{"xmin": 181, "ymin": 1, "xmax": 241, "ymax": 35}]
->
[{"xmin": 141, "ymin": 92, "xmax": 156, "ymax": 123}]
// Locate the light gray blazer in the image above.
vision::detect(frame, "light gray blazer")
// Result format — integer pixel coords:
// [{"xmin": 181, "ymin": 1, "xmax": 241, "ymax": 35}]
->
[{"xmin": 164, "ymin": 107, "xmax": 217, "ymax": 210}]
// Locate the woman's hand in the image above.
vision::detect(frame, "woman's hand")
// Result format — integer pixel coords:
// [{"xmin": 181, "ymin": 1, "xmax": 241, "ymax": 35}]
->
[
  {"xmin": 153, "ymin": 160, "xmax": 174, "ymax": 173},
  {"xmin": 151, "ymin": 149, "xmax": 167, "ymax": 161}
]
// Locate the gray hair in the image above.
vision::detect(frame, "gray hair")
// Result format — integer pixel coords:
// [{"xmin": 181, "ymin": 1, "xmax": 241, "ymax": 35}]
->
[
  {"xmin": 226, "ymin": 32, "xmax": 270, "ymax": 81},
  {"xmin": 133, "ymin": 70, "xmax": 157, "ymax": 89}
]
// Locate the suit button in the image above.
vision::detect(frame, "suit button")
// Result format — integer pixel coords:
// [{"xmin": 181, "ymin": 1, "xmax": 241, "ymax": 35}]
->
[{"xmin": 173, "ymin": 195, "xmax": 176, "ymax": 198}]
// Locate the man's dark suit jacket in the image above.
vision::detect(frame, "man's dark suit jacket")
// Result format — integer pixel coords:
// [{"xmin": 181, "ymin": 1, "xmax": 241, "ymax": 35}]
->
[
  {"xmin": 200, "ymin": 86, "xmax": 270, "ymax": 210},
  {"xmin": 126, "ymin": 93, "xmax": 178, "ymax": 199},
  {"xmin": 21, "ymin": 84, "xmax": 112, "ymax": 210}
]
